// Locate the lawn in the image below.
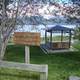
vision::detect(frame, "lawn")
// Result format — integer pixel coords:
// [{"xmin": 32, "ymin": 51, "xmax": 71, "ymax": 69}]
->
[
  {"xmin": 1, "ymin": 41, "xmax": 80, "ymax": 80},
  {"xmin": 0, "ymin": 67, "xmax": 40, "ymax": 80}
]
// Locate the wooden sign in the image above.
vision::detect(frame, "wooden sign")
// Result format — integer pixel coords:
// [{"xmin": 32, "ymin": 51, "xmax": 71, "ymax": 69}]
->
[{"xmin": 13, "ymin": 32, "xmax": 40, "ymax": 46}]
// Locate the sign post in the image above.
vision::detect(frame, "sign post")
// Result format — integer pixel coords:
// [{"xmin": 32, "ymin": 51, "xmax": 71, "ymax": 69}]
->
[
  {"xmin": 13, "ymin": 32, "xmax": 40, "ymax": 64},
  {"xmin": 25, "ymin": 46, "xmax": 30, "ymax": 63}
]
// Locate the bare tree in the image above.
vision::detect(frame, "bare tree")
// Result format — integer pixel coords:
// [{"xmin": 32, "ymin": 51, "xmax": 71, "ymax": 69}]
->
[{"xmin": 0, "ymin": 0, "xmax": 19, "ymax": 59}]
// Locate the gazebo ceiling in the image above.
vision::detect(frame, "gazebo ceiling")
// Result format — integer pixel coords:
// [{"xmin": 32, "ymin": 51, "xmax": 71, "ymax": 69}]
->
[{"xmin": 46, "ymin": 25, "xmax": 74, "ymax": 32}]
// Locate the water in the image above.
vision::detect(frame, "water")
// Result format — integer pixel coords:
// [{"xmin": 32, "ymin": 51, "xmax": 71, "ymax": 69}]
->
[{"xmin": 15, "ymin": 24, "xmax": 76, "ymax": 37}]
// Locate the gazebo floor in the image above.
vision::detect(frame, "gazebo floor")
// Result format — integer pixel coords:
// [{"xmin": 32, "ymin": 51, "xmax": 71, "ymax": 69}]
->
[{"xmin": 40, "ymin": 44, "xmax": 79, "ymax": 54}]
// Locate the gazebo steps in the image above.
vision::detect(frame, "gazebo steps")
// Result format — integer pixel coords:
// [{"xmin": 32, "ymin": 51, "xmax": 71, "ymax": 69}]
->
[{"xmin": 40, "ymin": 45, "xmax": 48, "ymax": 54}]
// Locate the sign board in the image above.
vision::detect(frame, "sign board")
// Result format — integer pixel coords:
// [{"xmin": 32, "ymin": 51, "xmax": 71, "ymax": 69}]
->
[{"xmin": 13, "ymin": 32, "xmax": 40, "ymax": 46}]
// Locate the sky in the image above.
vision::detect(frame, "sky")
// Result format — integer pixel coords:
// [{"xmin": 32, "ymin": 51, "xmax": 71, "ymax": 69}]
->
[{"xmin": 52, "ymin": 0, "xmax": 71, "ymax": 4}]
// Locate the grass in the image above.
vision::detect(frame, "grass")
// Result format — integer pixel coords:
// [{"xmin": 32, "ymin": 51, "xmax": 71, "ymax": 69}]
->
[
  {"xmin": 1, "ymin": 41, "xmax": 80, "ymax": 80},
  {"xmin": 0, "ymin": 67, "xmax": 40, "ymax": 80}
]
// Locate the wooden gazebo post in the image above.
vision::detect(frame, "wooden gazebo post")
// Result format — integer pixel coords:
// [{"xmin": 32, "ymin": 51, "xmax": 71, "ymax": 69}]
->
[
  {"xmin": 45, "ymin": 31, "xmax": 47, "ymax": 44},
  {"xmin": 69, "ymin": 30, "xmax": 72, "ymax": 48},
  {"xmin": 61, "ymin": 30, "xmax": 63, "ymax": 48},
  {"xmin": 50, "ymin": 31, "xmax": 52, "ymax": 43},
  {"xmin": 61, "ymin": 30, "xmax": 63, "ymax": 42},
  {"xmin": 50, "ymin": 31, "xmax": 52, "ymax": 49}
]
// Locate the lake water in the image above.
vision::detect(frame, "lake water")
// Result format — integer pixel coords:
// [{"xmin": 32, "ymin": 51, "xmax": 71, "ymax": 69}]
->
[{"xmin": 16, "ymin": 25, "xmax": 76, "ymax": 37}]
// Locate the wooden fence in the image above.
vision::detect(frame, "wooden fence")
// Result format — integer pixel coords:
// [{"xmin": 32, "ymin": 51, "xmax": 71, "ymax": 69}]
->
[{"xmin": 0, "ymin": 61, "xmax": 48, "ymax": 80}]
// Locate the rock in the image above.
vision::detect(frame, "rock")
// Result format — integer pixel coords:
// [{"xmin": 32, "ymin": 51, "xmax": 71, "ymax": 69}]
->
[{"xmin": 69, "ymin": 76, "xmax": 80, "ymax": 80}]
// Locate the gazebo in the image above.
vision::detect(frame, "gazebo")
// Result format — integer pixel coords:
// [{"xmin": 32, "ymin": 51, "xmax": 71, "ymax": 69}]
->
[{"xmin": 42, "ymin": 25, "xmax": 74, "ymax": 51}]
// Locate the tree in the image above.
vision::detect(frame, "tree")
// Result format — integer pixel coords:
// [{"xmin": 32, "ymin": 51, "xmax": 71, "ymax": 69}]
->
[
  {"xmin": 69, "ymin": 0, "xmax": 80, "ymax": 40},
  {"xmin": 0, "ymin": 0, "xmax": 46, "ymax": 60},
  {"xmin": 0, "ymin": 0, "xmax": 18, "ymax": 59},
  {"xmin": 74, "ymin": 25, "xmax": 80, "ymax": 40}
]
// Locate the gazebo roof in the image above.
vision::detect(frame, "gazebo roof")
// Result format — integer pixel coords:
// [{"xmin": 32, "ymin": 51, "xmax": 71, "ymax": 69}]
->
[{"xmin": 46, "ymin": 25, "xmax": 74, "ymax": 32}]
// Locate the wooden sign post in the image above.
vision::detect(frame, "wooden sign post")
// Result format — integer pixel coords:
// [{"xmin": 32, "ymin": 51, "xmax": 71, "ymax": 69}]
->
[
  {"xmin": 13, "ymin": 32, "xmax": 40, "ymax": 64},
  {"xmin": 25, "ymin": 46, "xmax": 30, "ymax": 63}
]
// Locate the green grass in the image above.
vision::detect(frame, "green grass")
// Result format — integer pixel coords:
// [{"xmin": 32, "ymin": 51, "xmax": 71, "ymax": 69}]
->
[
  {"xmin": 0, "ymin": 67, "xmax": 40, "ymax": 80},
  {"xmin": 1, "ymin": 42, "xmax": 80, "ymax": 80}
]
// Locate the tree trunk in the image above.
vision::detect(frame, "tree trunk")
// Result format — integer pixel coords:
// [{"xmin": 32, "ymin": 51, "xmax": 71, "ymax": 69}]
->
[
  {"xmin": 0, "ymin": 0, "xmax": 18, "ymax": 60},
  {"xmin": 0, "ymin": 40, "xmax": 7, "ymax": 60},
  {"xmin": 0, "ymin": 25, "xmax": 15, "ymax": 60},
  {"xmin": 0, "ymin": 32, "xmax": 11, "ymax": 60}
]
